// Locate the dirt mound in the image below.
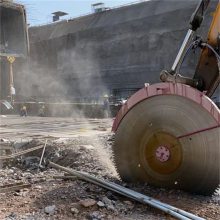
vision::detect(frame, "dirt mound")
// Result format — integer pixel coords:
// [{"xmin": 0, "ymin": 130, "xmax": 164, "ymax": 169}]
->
[{"xmin": 3, "ymin": 134, "xmax": 117, "ymax": 178}]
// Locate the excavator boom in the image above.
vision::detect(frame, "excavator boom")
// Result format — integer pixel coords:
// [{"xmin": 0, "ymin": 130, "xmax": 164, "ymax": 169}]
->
[{"xmin": 160, "ymin": 0, "xmax": 220, "ymax": 96}]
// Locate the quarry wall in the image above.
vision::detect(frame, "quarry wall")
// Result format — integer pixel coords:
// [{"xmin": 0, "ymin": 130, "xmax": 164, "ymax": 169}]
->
[{"xmin": 13, "ymin": 0, "xmax": 219, "ymax": 102}]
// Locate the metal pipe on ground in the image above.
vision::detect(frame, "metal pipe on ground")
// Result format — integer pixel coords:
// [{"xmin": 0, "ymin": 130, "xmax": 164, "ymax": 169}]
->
[{"xmin": 49, "ymin": 161, "xmax": 205, "ymax": 220}]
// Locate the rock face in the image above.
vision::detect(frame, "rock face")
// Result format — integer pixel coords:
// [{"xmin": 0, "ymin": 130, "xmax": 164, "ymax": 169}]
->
[{"xmin": 14, "ymin": 0, "xmax": 218, "ymax": 101}]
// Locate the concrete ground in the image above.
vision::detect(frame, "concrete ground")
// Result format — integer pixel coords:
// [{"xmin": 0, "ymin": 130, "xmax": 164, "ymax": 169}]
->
[{"xmin": 0, "ymin": 115, "xmax": 113, "ymax": 140}]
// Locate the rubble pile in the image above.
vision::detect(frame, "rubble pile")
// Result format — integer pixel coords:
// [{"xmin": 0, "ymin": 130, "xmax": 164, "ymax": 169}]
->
[{"xmin": 2, "ymin": 135, "xmax": 116, "ymax": 178}]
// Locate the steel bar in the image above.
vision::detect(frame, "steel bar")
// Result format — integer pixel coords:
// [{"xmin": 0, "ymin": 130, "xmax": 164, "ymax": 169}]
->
[
  {"xmin": 49, "ymin": 162, "xmax": 188, "ymax": 220},
  {"xmin": 171, "ymin": 29, "xmax": 194, "ymax": 73},
  {"xmin": 0, "ymin": 182, "xmax": 31, "ymax": 193},
  {"xmin": 49, "ymin": 161, "xmax": 204, "ymax": 220},
  {"xmin": 108, "ymin": 181, "xmax": 204, "ymax": 220},
  {"xmin": 38, "ymin": 139, "xmax": 48, "ymax": 170},
  {"xmin": 78, "ymin": 173, "xmax": 204, "ymax": 220},
  {"xmin": 0, "ymin": 145, "xmax": 44, "ymax": 160}
]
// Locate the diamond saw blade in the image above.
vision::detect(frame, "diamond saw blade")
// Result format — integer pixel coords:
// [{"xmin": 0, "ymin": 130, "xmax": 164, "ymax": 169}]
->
[{"xmin": 113, "ymin": 83, "xmax": 220, "ymax": 195}]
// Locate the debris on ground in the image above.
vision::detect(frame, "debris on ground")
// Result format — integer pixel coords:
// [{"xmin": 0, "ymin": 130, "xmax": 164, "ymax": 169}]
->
[{"xmin": 0, "ymin": 117, "xmax": 219, "ymax": 220}]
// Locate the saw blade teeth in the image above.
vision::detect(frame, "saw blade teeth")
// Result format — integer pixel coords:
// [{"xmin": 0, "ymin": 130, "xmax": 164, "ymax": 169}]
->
[
  {"xmin": 111, "ymin": 152, "xmax": 122, "ymax": 181},
  {"xmin": 111, "ymin": 143, "xmax": 123, "ymax": 181}
]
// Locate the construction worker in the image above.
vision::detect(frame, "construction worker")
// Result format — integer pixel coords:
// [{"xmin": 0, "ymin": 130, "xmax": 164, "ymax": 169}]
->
[
  {"xmin": 20, "ymin": 104, "xmax": 27, "ymax": 117},
  {"xmin": 38, "ymin": 104, "xmax": 45, "ymax": 117},
  {"xmin": 103, "ymin": 95, "xmax": 110, "ymax": 118}
]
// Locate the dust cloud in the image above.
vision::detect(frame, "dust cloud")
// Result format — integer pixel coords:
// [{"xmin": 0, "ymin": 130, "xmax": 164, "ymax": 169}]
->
[
  {"xmin": 16, "ymin": 43, "xmax": 109, "ymax": 105},
  {"xmin": 15, "ymin": 43, "xmax": 116, "ymax": 176}
]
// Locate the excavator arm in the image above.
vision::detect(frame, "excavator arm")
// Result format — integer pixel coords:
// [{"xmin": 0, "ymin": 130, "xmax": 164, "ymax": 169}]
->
[{"xmin": 160, "ymin": 0, "xmax": 220, "ymax": 97}]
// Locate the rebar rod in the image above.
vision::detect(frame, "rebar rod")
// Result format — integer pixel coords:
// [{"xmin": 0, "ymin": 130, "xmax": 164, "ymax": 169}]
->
[
  {"xmin": 0, "ymin": 145, "xmax": 44, "ymax": 160},
  {"xmin": 38, "ymin": 139, "xmax": 48, "ymax": 170},
  {"xmin": 49, "ymin": 161, "xmax": 205, "ymax": 220}
]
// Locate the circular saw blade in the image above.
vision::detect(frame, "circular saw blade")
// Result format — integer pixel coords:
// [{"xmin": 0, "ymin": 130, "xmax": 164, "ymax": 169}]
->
[{"xmin": 113, "ymin": 83, "xmax": 220, "ymax": 195}]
